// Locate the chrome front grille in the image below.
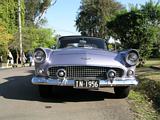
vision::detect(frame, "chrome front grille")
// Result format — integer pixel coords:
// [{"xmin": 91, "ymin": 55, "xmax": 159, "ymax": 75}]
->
[{"xmin": 48, "ymin": 66, "xmax": 124, "ymax": 79}]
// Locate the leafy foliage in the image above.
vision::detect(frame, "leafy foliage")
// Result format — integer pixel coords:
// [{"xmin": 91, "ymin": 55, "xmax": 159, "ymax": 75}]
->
[
  {"xmin": 0, "ymin": 23, "xmax": 13, "ymax": 42},
  {"xmin": 0, "ymin": 0, "xmax": 56, "ymax": 63},
  {"xmin": 0, "ymin": 0, "xmax": 25, "ymax": 33},
  {"xmin": 0, "ymin": 23, "xmax": 13, "ymax": 60},
  {"xmin": 25, "ymin": 27, "xmax": 56, "ymax": 50},
  {"xmin": 25, "ymin": 0, "xmax": 55, "ymax": 26},
  {"xmin": 75, "ymin": 0, "xmax": 123, "ymax": 38},
  {"xmin": 107, "ymin": 1, "xmax": 160, "ymax": 64},
  {"xmin": 9, "ymin": 27, "xmax": 56, "ymax": 52},
  {"xmin": 0, "ymin": 0, "xmax": 24, "ymax": 61}
]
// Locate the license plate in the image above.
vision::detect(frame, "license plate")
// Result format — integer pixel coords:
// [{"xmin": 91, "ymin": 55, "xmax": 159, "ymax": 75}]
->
[{"xmin": 74, "ymin": 80, "xmax": 99, "ymax": 89}]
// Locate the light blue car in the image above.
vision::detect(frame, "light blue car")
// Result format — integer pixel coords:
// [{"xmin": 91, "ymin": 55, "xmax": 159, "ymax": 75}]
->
[{"xmin": 32, "ymin": 36, "xmax": 139, "ymax": 98}]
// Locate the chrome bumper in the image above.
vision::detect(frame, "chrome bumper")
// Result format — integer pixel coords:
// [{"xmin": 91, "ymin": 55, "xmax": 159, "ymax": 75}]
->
[{"xmin": 31, "ymin": 77, "xmax": 138, "ymax": 87}]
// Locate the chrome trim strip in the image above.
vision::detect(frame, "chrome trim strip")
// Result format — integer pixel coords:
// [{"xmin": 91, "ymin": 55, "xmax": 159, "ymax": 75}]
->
[{"xmin": 32, "ymin": 77, "xmax": 138, "ymax": 87}]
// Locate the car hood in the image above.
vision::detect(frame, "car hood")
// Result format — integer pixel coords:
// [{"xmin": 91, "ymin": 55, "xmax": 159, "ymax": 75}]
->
[{"xmin": 48, "ymin": 48, "xmax": 124, "ymax": 68}]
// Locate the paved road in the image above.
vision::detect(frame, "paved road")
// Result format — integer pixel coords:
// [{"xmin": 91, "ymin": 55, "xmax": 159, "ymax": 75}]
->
[{"xmin": 0, "ymin": 67, "xmax": 134, "ymax": 120}]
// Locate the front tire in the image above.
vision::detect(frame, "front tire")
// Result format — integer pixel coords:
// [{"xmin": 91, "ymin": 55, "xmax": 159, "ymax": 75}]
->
[
  {"xmin": 38, "ymin": 85, "xmax": 52, "ymax": 98},
  {"xmin": 114, "ymin": 86, "xmax": 130, "ymax": 98}
]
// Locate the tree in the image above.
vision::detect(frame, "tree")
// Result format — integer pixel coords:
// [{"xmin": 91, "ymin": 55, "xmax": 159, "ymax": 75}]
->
[
  {"xmin": 0, "ymin": 0, "xmax": 25, "ymax": 33},
  {"xmin": 10, "ymin": 27, "xmax": 56, "ymax": 52},
  {"xmin": 0, "ymin": 0, "xmax": 57, "ymax": 64},
  {"xmin": 0, "ymin": 22, "xmax": 13, "ymax": 62},
  {"xmin": 0, "ymin": 0, "xmax": 24, "ymax": 62},
  {"xmin": 25, "ymin": 0, "xmax": 57, "ymax": 26},
  {"xmin": 75, "ymin": 0, "xmax": 123, "ymax": 38},
  {"xmin": 141, "ymin": 1, "xmax": 160, "ymax": 58},
  {"xmin": 30, "ymin": 28, "xmax": 56, "ymax": 49},
  {"xmin": 107, "ymin": 1, "xmax": 160, "ymax": 65}
]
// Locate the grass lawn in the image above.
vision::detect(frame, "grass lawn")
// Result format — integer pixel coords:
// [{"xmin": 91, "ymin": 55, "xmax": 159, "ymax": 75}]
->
[
  {"xmin": 128, "ymin": 91, "xmax": 158, "ymax": 120},
  {"xmin": 137, "ymin": 58, "xmax": 160, "ymax": 81},
  {"xmin": 128, "ymin": 58, "xmax": 160, "ymax": 120},
  {"xmin": 144, "ymin": 58, "xmax": 160, "ymax": 67},
  {"xmin": 136, "ymin": 67, "xmax": 160, "ymax": 81}
]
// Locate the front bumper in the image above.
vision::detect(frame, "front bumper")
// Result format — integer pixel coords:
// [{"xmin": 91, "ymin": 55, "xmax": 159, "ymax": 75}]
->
[{"xmin": 31, "ymin": 77, "xmax": 138, "ymax": 87}]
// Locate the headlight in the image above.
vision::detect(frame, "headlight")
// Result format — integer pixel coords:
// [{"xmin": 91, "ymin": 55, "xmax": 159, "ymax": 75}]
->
[
  {"xmin": 34, "ymin": 48, "xmax": 46, "ymax": 63},
  {"xmin": 125, "ymin": 50, "xmax": 139, "ymax": 66}
]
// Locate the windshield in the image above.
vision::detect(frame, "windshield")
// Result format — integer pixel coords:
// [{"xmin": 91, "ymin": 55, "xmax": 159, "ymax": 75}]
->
[{"xmin": 58, "ymin": 37, "xmax": 106, "ymax": 49}]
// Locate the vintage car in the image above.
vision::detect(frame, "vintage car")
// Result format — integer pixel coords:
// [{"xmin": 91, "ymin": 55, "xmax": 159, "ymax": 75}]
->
[{"xmin": 32, "ymin": 36, "xmax": 139, "ymax": 98}]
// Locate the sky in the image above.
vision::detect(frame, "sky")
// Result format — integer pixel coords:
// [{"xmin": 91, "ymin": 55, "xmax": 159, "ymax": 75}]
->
[{"xmin": 44, "ymin": 0, "xmax": 158, "ymax": 36}]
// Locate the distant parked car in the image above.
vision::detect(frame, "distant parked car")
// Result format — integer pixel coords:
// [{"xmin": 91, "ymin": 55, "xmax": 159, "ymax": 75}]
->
[{"xmin": 32, "ymin": 36, "xmax": 139, "ymax": 98}]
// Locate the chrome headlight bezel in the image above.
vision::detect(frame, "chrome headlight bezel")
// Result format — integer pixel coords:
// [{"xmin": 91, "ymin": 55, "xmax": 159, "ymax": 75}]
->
[
  {"xmin": 34, "ymin": 48, "xmax": 46, "ymax": 63},
  {"xmin": 125, "ymin": 50, "xmax": 139, "ymax": 66}
]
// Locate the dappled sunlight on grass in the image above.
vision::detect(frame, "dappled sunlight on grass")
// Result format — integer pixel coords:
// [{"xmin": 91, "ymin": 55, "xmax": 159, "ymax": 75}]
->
[
  {"xmin": 136, "ymin": 67, "xmax": 160, "ymax": 81},
  {"xmin": 144, "ymin": 58, "xmax": 160, "ymax": 67},
  {"xmin": 128, "ymin": 61, "xmax": 160, "ymax": 119},
  {"xmin": 128, "ymin": 90, "xmax": 159, "ymax": 120}
]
